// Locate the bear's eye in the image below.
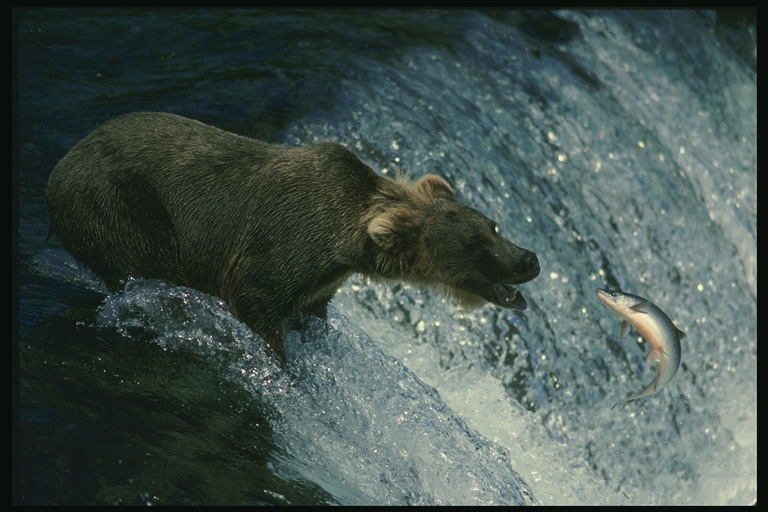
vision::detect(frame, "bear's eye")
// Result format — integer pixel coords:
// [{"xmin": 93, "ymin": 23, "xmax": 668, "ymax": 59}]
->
[{"xmin": 479, "ymin": 248, "xmax": 501, "ymax": 265}]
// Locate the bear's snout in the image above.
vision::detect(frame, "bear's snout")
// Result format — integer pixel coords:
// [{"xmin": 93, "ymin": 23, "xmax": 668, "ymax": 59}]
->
[
  {"xmin": 518, "ymin": 250, "xmax": 540, "ymax": 281},
  {"xmin": 479, "ymin": 244, "xmax": 539, "ymax": 311},
  {"xmin": 495, "ymin": 240, "xmax": 540, "ymax": 285}
]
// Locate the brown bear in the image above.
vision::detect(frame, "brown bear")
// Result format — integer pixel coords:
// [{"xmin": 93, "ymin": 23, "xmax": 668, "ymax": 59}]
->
[{"xmin": 46, "ymin": 112, "xmax": 540, "ymax": 363}]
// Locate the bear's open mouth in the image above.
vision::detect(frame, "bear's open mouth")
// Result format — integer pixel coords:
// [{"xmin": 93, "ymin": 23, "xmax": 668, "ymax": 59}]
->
[{"xmin": 493, "ymin": 284, "xmax": 527, "ymax": 310}]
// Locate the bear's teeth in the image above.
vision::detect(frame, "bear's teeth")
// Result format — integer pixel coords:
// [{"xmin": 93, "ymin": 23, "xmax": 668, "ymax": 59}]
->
[{"xmin": 493, "ymin": 284, "xmax": 522, "ymax": 308}]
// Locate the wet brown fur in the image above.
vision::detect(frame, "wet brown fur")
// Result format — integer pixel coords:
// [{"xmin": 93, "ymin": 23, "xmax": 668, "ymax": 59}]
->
[{"xmin": 46, "ymin": 112, "xmax": 539, "ymax": 363}]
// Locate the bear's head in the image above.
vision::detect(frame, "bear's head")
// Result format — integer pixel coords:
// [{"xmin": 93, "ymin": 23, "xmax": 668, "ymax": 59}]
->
[{"xmin": 368, "ymin": 175, "xmax": 540, "ymax": 310}]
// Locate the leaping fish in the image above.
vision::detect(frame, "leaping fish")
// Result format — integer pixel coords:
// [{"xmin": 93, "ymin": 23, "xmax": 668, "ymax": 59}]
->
[{"xmin": 596, "ymin": 289, "xmax": 685, "ymax": 409}]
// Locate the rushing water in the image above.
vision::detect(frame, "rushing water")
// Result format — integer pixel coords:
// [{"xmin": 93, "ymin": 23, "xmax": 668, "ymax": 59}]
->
[{"xmin": 15, "ymin": 8, "xmax": 756, "ymax": 506}]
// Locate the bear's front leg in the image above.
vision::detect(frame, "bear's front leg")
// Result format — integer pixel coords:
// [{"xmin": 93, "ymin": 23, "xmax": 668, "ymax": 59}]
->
[
  {"xmin": 260, "ymin": 323, "xmax": 288, "ymax": 365},
  {"xmin": 304, "ymin": 294, "xmax": 333, "ymax": 320},
  {"xmin": 227, "ymin": 287, "xmax": 290, "ymax": 364}
]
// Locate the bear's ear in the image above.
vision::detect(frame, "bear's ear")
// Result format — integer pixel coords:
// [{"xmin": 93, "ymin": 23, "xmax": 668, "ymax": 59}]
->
[
  {"xmin": 413, "ymin": 175, "xmax": 454, "ymax": 201},
  {"xmin": 368, "ymin": 208, "xmax": 419, "ymax": 250}
]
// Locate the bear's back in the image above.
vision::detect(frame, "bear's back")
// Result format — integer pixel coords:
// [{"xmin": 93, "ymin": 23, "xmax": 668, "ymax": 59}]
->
[{"xmin": 45, "ymin": 112, "xmax": 384, "ymax": 292}]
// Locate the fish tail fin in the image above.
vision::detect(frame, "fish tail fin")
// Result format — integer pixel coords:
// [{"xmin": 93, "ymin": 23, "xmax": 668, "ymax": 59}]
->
[
  {"xmin": 611, "ymin": 395, "xmax": 644, "ymax": 409},
  {"xmin": 611, "ymin": 397, "xmax": 632, "ymax": 409},
  {"xmin": 611, "ymin": 373, "xmax": 661, "ymax": 410}
]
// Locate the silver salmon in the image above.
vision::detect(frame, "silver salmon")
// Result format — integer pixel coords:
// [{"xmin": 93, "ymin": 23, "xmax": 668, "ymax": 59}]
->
[{"xmin": 596, "ymin": 289, "xmax": 685, "ymax": 409}]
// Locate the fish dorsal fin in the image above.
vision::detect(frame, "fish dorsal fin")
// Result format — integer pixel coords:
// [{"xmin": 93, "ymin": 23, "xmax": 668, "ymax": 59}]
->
[
  {"xmin": 619, "ymin": 321, "xmax": 631, "ymax": 339},
  {"xmin": 630, "ymin": 301, "xmax": 651, "ymax": 313},
  {"xmin": 677, "ymin": 328, "xmax": 687, "ymax": 339}
]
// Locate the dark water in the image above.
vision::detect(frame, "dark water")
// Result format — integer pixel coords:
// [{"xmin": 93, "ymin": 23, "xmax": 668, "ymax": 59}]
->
[{"xmin": 15, "ymin": 8, "xmax": 756, "ymax": 505}]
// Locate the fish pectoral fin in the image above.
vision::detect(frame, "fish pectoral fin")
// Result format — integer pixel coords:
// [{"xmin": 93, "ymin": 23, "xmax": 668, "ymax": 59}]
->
[
  {"xmin": 619, "ymin": 321, "xmax": 631, "ymax": 339},
  {"xmin": 630, "ymin": 301, "xmax": 651, "ymax": 313},
  {"xmin": 677, "ymin": 328, "xmax": 687, "ymax": 339}
]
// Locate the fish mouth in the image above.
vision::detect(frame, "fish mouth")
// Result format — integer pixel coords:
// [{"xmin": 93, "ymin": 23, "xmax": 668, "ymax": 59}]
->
[{"xmin": 492, "ymin": 284, "xmax": 527, "ymax": 310}]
